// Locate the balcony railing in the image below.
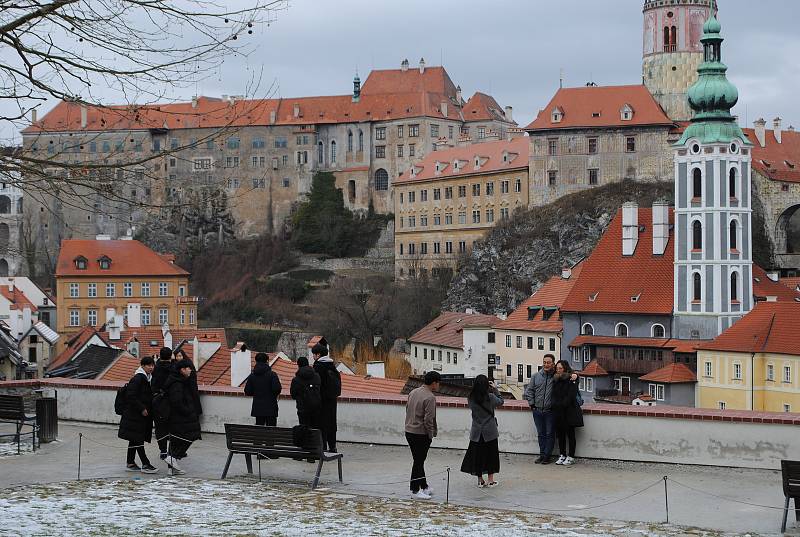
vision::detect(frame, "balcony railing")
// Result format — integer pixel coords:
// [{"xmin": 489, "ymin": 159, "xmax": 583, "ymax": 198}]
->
[{"xmin": 176, "ymin": 296, "xmax": 199, "ymax": 305}]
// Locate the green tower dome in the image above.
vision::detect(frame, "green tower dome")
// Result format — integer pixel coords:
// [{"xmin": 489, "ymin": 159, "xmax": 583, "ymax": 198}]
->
[{"xmin": 677, "ymin": 15, "xmax": 749, "ymax": 146}]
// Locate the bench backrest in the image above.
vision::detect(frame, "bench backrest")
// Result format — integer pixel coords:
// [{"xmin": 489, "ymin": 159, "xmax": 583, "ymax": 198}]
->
[
  {"xmin": 0, "ymin": 395, "xmax": 25, "ymax": 420},
  {"xmin": 224, "ymin": 424, "xmax": 323, "ymax": 458},
  {"xmin": 783, "ymin": 460, "xmax": 800, "ymax": 497}
]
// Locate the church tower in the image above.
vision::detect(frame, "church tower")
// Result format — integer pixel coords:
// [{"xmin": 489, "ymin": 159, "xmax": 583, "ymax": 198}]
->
[
  {"xmin": 642, "ymin": 0, "xmax": 716, "ymax": 121},
  {"xmin": 673, "ymin": 15, "xmax": 752, "ymax": 340}
]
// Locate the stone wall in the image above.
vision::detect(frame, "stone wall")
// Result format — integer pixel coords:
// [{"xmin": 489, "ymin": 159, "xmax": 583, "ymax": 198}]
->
[{"xmin": 752, "ymin": 169, "xmax": 800, "ymax": 270}]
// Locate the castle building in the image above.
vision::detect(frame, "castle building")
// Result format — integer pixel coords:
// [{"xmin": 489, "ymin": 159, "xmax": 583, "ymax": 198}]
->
[{"xmin": 0, "ymin": 181, "xmax": 24, "ymax": 277}]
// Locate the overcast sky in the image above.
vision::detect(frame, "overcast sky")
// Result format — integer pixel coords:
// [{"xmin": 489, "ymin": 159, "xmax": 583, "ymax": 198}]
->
[{"xmin": 7, "ymin": 0, "xmax": 800, "ymax": 139}]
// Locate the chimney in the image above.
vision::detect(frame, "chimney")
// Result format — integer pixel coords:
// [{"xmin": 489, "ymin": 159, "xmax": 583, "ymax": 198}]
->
[
  {"xmin": 293, "ymin": 103, "xmax": 300, "ymax": 118},
  {"xmin": 652, "ymin": 201, "xmax": 670, "ymax": 256},
  {"xmin": 192, "ymin": 337, "xmax": 200, "ymax": 370},
  {"xmin": 31, "ymin": 109, "xmax": 37, "ymax": 124},
  {"xmin": 162, "ymin": 323, "xmax": 173, "ymax": 350},
  {"xmin": 456, "ymin": 85, "xmax": 462, "ymax": 104},
  {"xmin": 126, "ymin": 337, "xmax": 140, "ymax": 358},
  {"xmin": 561, "ymin": 266, "xmax": 572, "ymax": 279},
  {"xmin": 191, "ymin": 96, "xmax": 198, "ymax": 109},
  {"xmin": 419, "ymin": 57, "xmax": 425, "ymax": 74},
  {"xmin": 366, "ymin": 361, "xmax": 386, "ymax": 379},
  {"xmin": 401, "ymin": 58, "xmax": 409, "ymax": 72},
  {"xmin": 441, "ymin": 101, "xmax": 448, "ymax": 118},
  {"xmin": 127, "ymin": 303, "xmax": 141, "ymax": 328},
  {"xmin": 504, "ymin": 106, "xmax": 513, "ymax": 122},
  {"xmin": 465, "ymin": 308, "xmax": 474, "ymax": 315},
  {"xmin": 80, "ymin": 104, "xmax": 87, "ymax": 128},
  {"xmin": 789, "ymin": 125, "xmax": 796, "ymax": 132},
  {"xmin": 230, "ymin": 342, "xmax": 252, "ymax": 387},
  {"xmin": 221, "ymin": 94, "xmax": 228, "ymax": 102},
  {"xmin": 621, "ymin": 202, "xmax": 639, "ymax": 256},
  {"xmin": 269, "ymin": 109, "xmax": 276, "ymax": 124},
  {"xmin": 95, "ymin": 234, "xmax": 111, "ymax": 240},
  {"xmin": 773, "ymin": 117, "xmax": 782, "ymax": 144},
  {"xmin": 753, "ymin": 118, "xmax": 766, "ymax": 147}
]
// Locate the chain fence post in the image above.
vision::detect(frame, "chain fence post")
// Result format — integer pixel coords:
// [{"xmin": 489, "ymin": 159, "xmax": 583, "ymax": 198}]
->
[
  {"xmin": 446, "ymin": 467, "xmax": 450, "ymax": 505},
  {"xmin": 77, "ymin": 433, "xmax": 82, "ymax": 480},
  {"xmin": 663, "ymin": 476, "xmax": 669, "ymax": 524}
]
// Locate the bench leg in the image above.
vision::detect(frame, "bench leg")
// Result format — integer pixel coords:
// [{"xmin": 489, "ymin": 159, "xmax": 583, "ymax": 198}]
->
[
  {"xmin": 312, "ymin": 458, "xmax": 324, "ymax": 489},
  {"xmin": 245, "ymin": 453, "xmax": 253, "ymax": 474},
  {"xmin": 783, "ymin": 496, "xmax": 790, "ymax": 533},
  {"xmin": 337, "ymin": 458, "xmax": 343, "ymax": 483},
  {"xmin": 16, "ymin": 422, "xmax": 21, "ymax": 455},
  {"xmin": 221, "ymin": 452, "xmax": 234, "ymax": 479}
]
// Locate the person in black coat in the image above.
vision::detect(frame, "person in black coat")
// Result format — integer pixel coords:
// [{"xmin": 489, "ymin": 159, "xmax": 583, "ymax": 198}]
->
[
  {"xmin": 552, "ymin": 360, "xmax": 584, "ymax": 466},
  {"xmin": 244, "ymin": 352, "xmax": 282, "ymax": 426},
  {"xmin": 162, "ymin": 359, "xmax": 202, "ymax": 474},
  {"xmin": 118, "ymin": 356, "xmax": 158, "ymax": 473},
  {"xmin": 151, "ymin": 346, "xmax": 174, "ymax": 460},
  {"xmin": 290, "ymin": 357, "xmax": 322, "ymax": 427},
  {"xmin": 311, "ymin": 343, "xmax": 341, "ymax": 452}
]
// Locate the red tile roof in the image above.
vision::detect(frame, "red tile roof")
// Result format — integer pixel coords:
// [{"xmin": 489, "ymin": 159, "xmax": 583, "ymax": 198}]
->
[
  {"xmin": 561, "ymin": 208, "xmax": 674, "ymax": 315},
  {"xmin": 743, "ymin": 127, "xmax": 800, "ymax": 183},
  {"xmin": 462, "ymin": 92, "xmax": 511, "ymax": 123},
  {"xmin": 361, "ymin": 66, "xmax": 457, "ymax": 97},
  {"xmin": 97, "ymin": 353, "xmax": 141, "ymax": 382},
  {"xmin": 524, "ymin": 85, "xmax": 673, "ymax": 131},
  {"xmin": 639, "ymin": 362, "xmax": 697, "ymax": 383},
  {"xmin": 697, "ymin": 302, "xmax": 800, "ymax": 355},
  {"xmin": 580, "ymin": 360, "xmax": 609, "ymax": 376},
  {"xmin": 56, "ymin": 240, "xmax": 188, "ymax": 277},
  {"xmin": 396, "ymin": 136, "xmax": 529, "ymax": 184},
  {"xmin": 409, "ymin": 311, "xmax": 499, "ymax": 349},
  {"xmin": 779, "ymin": 277, "xmax": 800, "ymax": 292},
  {"xmin": 49, "ymin": 326, "xmax": 102, "ymax": 371},
  {"xmin": 0, "ymin": 286, "xmax": 37, "ymax": 312},
  {"xmin": 569, "ymin": 335, "xmax": 679, "ymax": 350},
  {"xmin": 493, "ymin": 263, "xmax": 583, "ymax": 332},
  {"xmin": 752, "ymin": 265, "xmax": 800, "ymax": 302}
]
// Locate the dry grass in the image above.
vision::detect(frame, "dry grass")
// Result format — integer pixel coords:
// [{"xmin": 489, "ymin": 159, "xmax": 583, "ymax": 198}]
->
[{"xmin": 332, "ymin": 342, "xmax": 411, "ymax": 380}]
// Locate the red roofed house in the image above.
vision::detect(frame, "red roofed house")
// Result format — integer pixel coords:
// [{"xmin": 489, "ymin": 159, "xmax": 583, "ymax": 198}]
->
[
  {"xmin": 54, "ymin": 237, "xmax": 198, "ymax": 349},
  {"xmin": 491, "ymin": 263, "xmax": 582, "ymax": 388}
]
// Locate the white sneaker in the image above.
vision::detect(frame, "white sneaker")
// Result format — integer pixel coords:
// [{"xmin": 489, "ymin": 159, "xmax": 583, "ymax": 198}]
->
[
  {"xmin": 421, "ymin": 486, "xmax": 434, "ymax": 496},
  {"xmin": 563, "ymin": 456, "xmax": 574, "ymax": 466},
  {"xmin": 555, "ymin": 455, "xmax": 566, "ymax": 465},
  {"xmin": 167, "ymin": 458, "xmax": 185, "ymax": 475},
  {"xmin": 411, "ymin": 490, "xmax": 432, "ymax": 500}
]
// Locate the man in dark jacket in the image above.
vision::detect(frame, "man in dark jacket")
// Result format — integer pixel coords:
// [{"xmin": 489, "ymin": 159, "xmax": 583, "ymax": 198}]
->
[
  {"xmin": 290, "ymin": 357, "xmax": 322, "ymax": 427},
  {"xmin": 151, "ymin": 346, "xmax": 173, "ymax": 460},
  {"xmin": 524, "ymin": 354, "xmax": 556, "ymax": 464},
  {"xmin": 118, "ymin": 356, "xmax": 158, "ymax": 473},
  {"xmin": 163, "ymin": 359, "xmax": 202, "ymax": 474},
  {"xmin": 244, "ymin": 352, "xmax": 282, "ymax": 426},
  {"xmin": 311, "ymin": 343, "xmax": 341, "ymax": 452}
]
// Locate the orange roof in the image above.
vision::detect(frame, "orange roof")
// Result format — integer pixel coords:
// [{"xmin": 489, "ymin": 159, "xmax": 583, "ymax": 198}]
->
[
  {"xmin": 570, "ymin": 334, "xmax": 703, "ymax": 353},
  {"xmin": 409, "ymin": 311, "xmax": 499, "ymax": 349},
  {"xmin": 580, "ymin": 360, "xmax": 609, "ymax": 377},
  {"xmin": 361, "ymin": 65, "xmax": 457, "ymax": 97},
  {"xmin": 493, "ymin": 263, "xmax": 583, "ymax": 332},
  {"xmin": 525, "ymin": 85, "xmax": 673, "ymax": 131},
  {"xmin": 744, "ymin": 127, "xmax": 800, "ymax": 183},
  {"xmin": 56, "ymin": 240, "xmax": 188, "ymax": 277},
  {"xmin": 462, "ymin": 92, "xmax": 511, "ymax": 123},
  {"xmin": 697, "ymin": 302, "xmax": 800, "ymax": 355},
  {"xmin": 639, "ymin": 363, "xmax": 697, "ymax": 383},
  {"xmin": 779, "ymin": 277, "xmax": 800, "ymax": 292},
  {"xmin": 49, "ymin": 326, "xmax": 101, "ymax": 370},
  {"xmin": 752, "ymin": 265, "xmax": 800, "ymax": 301},
  {"xmin": 97, "ymin": 353, "xmax": 141, "ymax": 382},
  {"xmin": 397, "ymin": 136, "xmax": 529, "ymax": 184},
  {"xmin": 0, "ymin": 285, "xmax": 37, "ymax": 312},
  {"xmin": 561, "ymin": 208, "xmax": 674, "ymax": 315}
]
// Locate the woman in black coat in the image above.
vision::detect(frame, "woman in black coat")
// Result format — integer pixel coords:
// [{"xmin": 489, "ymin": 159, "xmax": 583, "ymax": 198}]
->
[
  {"xmin": 311, "ymin": 344, "xmax": 341, "ymax": 452},
  {"xmin": 118, "ymin": 356, "xmax": 158, "ymax": 473},
  {"xmin": 244, "ymin": 353, "xmax": 282, "ymax": 426},
  {"xmin": 552, "ymin": 360, "xmax": 584, "ymax": 466},
  {"xmin": 290, "ymin": 356, "xmax": 322, "ymax": 427},
  {"xmin": 163, "ymin": 359, "xmax": 202, "ymax": 474}
]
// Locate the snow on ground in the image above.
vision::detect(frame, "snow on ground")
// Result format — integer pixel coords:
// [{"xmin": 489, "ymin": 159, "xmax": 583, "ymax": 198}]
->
[
  {"xmin": 0, "ymin": 441, "xmax": 34, "ymax": 458},
  {"xmin": 0, "ymin": 477, "xmax": 751, "ymax": 537}
]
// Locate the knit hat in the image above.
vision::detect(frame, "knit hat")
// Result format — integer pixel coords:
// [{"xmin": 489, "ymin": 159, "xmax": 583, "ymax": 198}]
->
[{"xmin": 297, "ymin": 357, "xmax": 309, "ymax": 368}]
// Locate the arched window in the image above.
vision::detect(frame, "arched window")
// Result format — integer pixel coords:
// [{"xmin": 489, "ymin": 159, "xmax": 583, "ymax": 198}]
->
[
  {"xmin": 692, "ymin": 220, "xmax": 703, "ymax": 251},
  {"xmin": 729, "ymin": 168, "xmax": 737, "ymax": 198},
  {"xmin": 615, "ymin": 323, "xmax": 629, "ymax": 337},
  {"xmin": 693, "ymin": 272, "xmax": 702, "ymax": 302},
  {"xmin": 374, "ymin": 168, "xmax": 389, "ymax": 191},
  {"xmin": 330, "ymin": 140, "xmax": 337, "ymax": 163},
  {"xmin": 358, "ymin": 130, "xmax": 364, "ymax": 152},
  {"xmin": 651, "ymin": 324, "xmax": 665, "ymax": 338},
  {"xmin": 729, "ymin": 220, "xmax": 738, "ymax": 251},
  {"xmin": 317, "ymin": 141, "xmax": 324, "ymax": 164},
  {"xmin": 582, "ymin": 323, "xmax": 594, "ymax": 336},
  {"xmin": 663, "ymin": 26, "xmax": 670, "ymax": 51},
  {"xmin": 730, "ymin": 271, "xmax": 739, "ymax": 301},
  {"xmin": 0, "ymin": 196, "xmax": 10, "ymax": 214},
  {"xmin": 692, "ymin": 168, "xmax": 702, "ymax": 199},
  {"xmin": 670, "ymin": 26, "xmax": 677, "ymax": 49},
  {"xmin": 0, "ymin": 223, "xmax": 8, "ymax": 253},
  {"xmin": 0, "ymin": 259, "xmax": 7, "ymax": 278},
  {"xmin": 347, "ymin": 130, "xmax": 353, "ymax": 152}
]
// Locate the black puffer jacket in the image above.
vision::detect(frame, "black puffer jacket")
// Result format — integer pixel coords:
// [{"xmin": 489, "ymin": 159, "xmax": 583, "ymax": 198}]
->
[
  {"xmin": 150, "ymin": 359, "xmax": 173, "ymax": 394},
  {"xmin": 243, "ymin": 362, "xmax": 282, "ymax": 417},
  {"xmin": 118, "ymin": 370, "xmax": 153, "ymax": 443},
  {"xmin": 163, "ymin": 371, "xmax": 202, "ymax": 442},
  {"xmin": 290, "ymin": 365, "xmax": 322, "ymax": 413},
  {"xmin": 552, "ymin": 374, "xmax": 584, "ymax": 428}
]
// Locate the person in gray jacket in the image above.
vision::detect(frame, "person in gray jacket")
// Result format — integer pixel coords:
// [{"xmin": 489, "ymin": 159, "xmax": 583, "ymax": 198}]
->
[
  {"xmin": 524, "ymin": 354, "xmax": 557, "ymax": 464},
  {"xmin": 461, "ymin": 375, "xmax": 504, "ymax": 487}
]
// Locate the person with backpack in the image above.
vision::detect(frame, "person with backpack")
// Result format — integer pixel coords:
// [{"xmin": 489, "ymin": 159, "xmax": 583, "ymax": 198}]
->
[
  {"xmin": 117, "ymin": 355, "xmax": 158, "ymax": 473},
  {"xmin": 290, "ymin": 357, "xmax": 322, "ymax": 428},
  {"xmin": 404, "ymin": 370, "xmax": 440, "ymax": 500},
  {"xmin": 552, "ymin": 360, "xmax": 584, "ymax": 466},
  {"xmin": 460, "ymin": 375, "xmax": 503, "ymax": 487},
  {"xmin": 162, "ymin": 359, "xmax": 202, "ymax": 474},
  {"xmin": 244, "ymin": 352, "xmax": 282, "ymax": 426},
  {"xmin": 150, "ymin": 346, "xmax": 174, "ymax": 461},
  {"xmin": 311, "ymin": 343, "xmax": 341, "ymax": 452}
]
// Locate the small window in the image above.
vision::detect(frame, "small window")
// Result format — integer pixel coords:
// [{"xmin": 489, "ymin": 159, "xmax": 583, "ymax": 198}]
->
[
  {"xmin": 693, "ymin": 272, "xmax": 702, "ymax": 302},
  {"xmin": 526, "ymin": 337, "xmax": 533, "ymax": 350},
  {"xmin": 505, "ymin": 335, "xmax": 512, "ymax": 348},
  {"xmin": 784, "ymin": 365, "xmax": 792, "ymax": 383},
  {"xmin": 74, "ymin": 256, "xmax": 88, "ymax": 270},
  {"xmin": 767, "ymin": 364, "xmax": 774, "ymax": 381},
  {"xmin": 582, "ymin": 323, "xmax": 594, "ymax": 336},
  {"xmin": 615, "ymin": 323, "xmax": 629, "ymax": 337},
  {"xmin": 588, "ymin": 138, "xmax": 598, "ymax": 154},
  {"xmin": 692, "ymin": 168, "xmax": 702, "ymax": 199},
  {"xmin": 692, "ymin": 220, "xmax": 703, "ymax": 251},
  {"xmin": 625, "ymin": 137, "xmax": 636, "ymax": 153},
  {"xmin": 729, "ymin": 168, "xmax": 737, "ymax": 198},
  {"xmin": 487, "ymin": 332, "xmax": 495, "ymax": 343},
  {"xmin": 537, "ymin": 337, "xmax": 544, "ymax": 350},
  {"xmin": 374, "ymin": 169, "xmax": 389, "ymax": 191},
  {"xmin": 718, "ymin": 401, "xmax": 726, "ymax": 410},
  {"xmin": 729, "ymin": 220, "xmax": 738, "ymax": 251},
  {"xmin": 651, "ymin": 324, "xmax": 665, "ymax": 338},
  {"xmin": 98, "ymin": 256, "xmax": 112, "ymax": 270},
  {"xmin": 704, "ymin": 361, "xmax": 712, "ymax": 377},
  {"xmin": 733, "ymin": 363, "xmax": 742, "ymax": 380},
  {"xmin": 730, "ymin": 272, "xmax": 739, "ymax": 302}
]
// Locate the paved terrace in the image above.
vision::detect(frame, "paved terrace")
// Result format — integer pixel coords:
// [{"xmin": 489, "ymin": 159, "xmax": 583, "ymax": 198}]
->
[{"xmin": 0, "ymin": 422, "xmax": 794, "ymax": 536}]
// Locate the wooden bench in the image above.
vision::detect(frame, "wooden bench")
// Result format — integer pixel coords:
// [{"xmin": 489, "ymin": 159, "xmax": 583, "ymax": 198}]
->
[
  {"xmin": 0, "ymin": 394, "xmax": 38, "ymax": 454},
  {"xmin": 221, "ymin": 424, "xmax": 343, "ymax": 489},
  {"xmin": 782, "ymin": 459, "xmax": 800, "ymax": 533}
]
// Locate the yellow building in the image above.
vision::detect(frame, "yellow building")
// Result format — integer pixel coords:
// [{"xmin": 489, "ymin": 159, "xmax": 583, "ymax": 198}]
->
[
  {"xmin": 393, "ymin": 136, "xmax": 529, "ymax": 278},
  {"xmin": 696, "ymin": 302, "xmax": 800, "ymax": 412},
  {"xmin": 55, "ymin": 238, "xmax": 197, "ymax": 348}
]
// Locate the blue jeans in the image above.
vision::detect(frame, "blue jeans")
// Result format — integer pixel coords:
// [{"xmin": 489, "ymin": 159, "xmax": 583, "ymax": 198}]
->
[{"xmin": 532, "ymin": 409, "xmax": 555, "ymax": 458}]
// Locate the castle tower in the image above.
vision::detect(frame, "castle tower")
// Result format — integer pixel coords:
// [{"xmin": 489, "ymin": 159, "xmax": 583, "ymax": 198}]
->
[
  {"xmin": 642, "ymin": 0, "xmax": 717, "ymax": 121},
  {"xmin": 673, "ymin": 15, "xmax": 752, "ymax": 340}
]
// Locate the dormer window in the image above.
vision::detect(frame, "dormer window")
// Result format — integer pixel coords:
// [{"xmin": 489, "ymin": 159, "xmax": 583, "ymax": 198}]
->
[
  {"xmin": 97, "ymin": 255, "xmax": 112, "ymax": 270},
  {"xmin": 551, "ymin": 107, "xmax": 563, "ymax": 123},
  {"xmin": 786, "ymin": 160, "xmax": 796, "ymax": 169},
  {"xmin": 74, "ymin": 256, "xmax": 88, "ymax": 270},
  {"xmin": 620, "ymin": 104, "xmax": 634, "ymax": 121}
]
